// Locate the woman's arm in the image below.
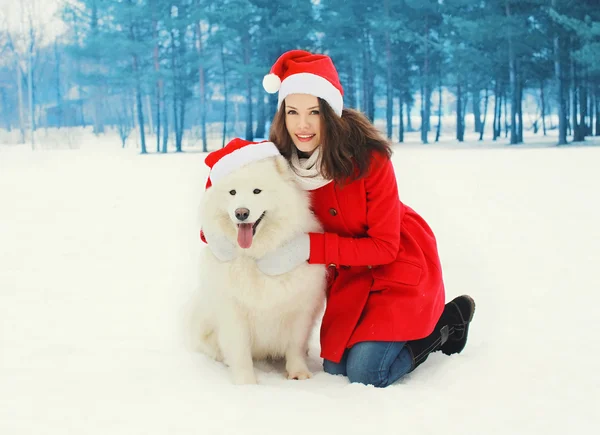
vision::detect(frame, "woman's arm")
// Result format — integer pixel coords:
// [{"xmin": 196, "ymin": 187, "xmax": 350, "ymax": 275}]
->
[{"xmin": 308, "ymin": 155, "xmax": 401, "ymax": 267}]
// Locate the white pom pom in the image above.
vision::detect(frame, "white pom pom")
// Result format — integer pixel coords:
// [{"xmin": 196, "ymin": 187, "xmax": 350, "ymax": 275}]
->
[{"xmin": 262, "ymin": 73, "xmax": 281, "ymax": 94}]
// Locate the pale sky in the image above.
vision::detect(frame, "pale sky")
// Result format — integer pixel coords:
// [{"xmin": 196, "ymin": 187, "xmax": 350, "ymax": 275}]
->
[{"xmin": 0, "ymin": 0, "xmax": 66, "ymax": 47}]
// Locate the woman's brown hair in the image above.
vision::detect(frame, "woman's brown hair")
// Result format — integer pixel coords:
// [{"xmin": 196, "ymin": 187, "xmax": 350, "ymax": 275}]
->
[{"xmin": 268, "ymin": 98, "xmax": 392, "ymax": 184}]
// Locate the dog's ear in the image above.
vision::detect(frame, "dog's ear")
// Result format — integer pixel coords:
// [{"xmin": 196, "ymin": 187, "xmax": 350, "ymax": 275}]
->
[{"xmin": 273, "ymin": 155, "xmax": 292, "ymax": 180}]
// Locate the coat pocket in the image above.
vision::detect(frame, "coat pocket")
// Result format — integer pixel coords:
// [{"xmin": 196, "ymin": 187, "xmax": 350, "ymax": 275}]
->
[{"xmin": 371, "ymin": 260, "xmax": 423, "ymax": 287}]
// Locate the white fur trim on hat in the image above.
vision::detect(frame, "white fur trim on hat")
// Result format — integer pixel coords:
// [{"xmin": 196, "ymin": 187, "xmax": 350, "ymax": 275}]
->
[
  {"xmin": 210, "ymin": 141, "xmax": 280, "ymax": 185},
  {"xmin": 277, "ymin": 73, "xmax": 343, "ymax": 116},
  {"xmin": 263, "ymin": 73, "xmax": 281, "ymax": 94}
]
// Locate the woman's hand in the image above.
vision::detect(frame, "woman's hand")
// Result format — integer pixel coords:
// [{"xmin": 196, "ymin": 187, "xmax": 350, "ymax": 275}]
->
[
  {"xmin": 256, "ymin": 233, "xmax": 310, "ymax": 276},
  {"xmin": 204, "ymin": 231, "xmax": 238, "ymax": 262}
]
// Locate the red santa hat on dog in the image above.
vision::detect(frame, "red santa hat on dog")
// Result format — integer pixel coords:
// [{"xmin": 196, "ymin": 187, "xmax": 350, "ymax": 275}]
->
[
  {"xmin": 204, "ymin": 138, "xmax": 280, "ymax": 189},
  {"xmin": 262, "ymin": 50, "xmax": 344, "ymax": 116}
]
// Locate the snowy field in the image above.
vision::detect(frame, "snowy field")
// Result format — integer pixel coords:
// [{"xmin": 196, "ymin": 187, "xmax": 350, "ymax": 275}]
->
[{"xmin": 1, "ymin": 132, "xmax": 599, "ymax": 434}]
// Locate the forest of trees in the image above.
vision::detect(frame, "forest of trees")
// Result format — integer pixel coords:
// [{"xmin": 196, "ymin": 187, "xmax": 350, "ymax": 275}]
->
[{"xmin": 0, "ymin": 0, "xmax": 599, "ymax": 152}]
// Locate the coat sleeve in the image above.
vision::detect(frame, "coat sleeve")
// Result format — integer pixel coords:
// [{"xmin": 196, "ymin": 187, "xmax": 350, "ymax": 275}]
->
[{"xmin": 308, "ymin": 154, "xmax": 401, "ymax": 267}]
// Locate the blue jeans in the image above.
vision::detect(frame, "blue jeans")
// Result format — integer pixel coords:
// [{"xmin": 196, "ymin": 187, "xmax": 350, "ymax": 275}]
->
[{"xmin": 323, "ymin": 341, "xmax": 413, "ymax": 388}]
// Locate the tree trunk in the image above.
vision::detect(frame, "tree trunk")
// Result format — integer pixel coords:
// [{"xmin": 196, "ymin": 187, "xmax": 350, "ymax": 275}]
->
[
  {"xmin": 479, "ymin": 87, "xmax": 489, "ymax": 141},
  {"xmin": 384, "ymin": 0, "xmax": 393, "ymax": 139},
  {"xmin": 540, "ymin": 79, "xmax": 547, "ymax": 135},
  {"xmin": 145, "ymin": 95, "xmax": 153, "ymax": 134},
  {"xmin": 160, "ymin": 24, "xmax": 169, "ymax": 155},
  {"xmin": 421, "ymin": 80, "xmax": 431, "ymax": 144},
  {"xmin": 132, "ymin": 48, "xmax": 146, "ymax": 153},
  {"xmin": 566, "ymin": 85, "xmax": 572, "ymax": 136},
  {"xmin": 587, "ymin": 83, "xmax": 596, "ymax": 136},
  {"xmin": 552, "ymin": 0, "xmax": 567, "ymax": 144},
  {"xmin": 456, "ymin": 82, "xmax": 464, "ymax": 142},
  {"xmin": 255, "ymin": 94, "xmax": 266, "ymax": 138},
  {"xmin": 161, "ymin": 96, "xmax": 169, "ymax": 152},
  {"xmin": 91, "ymin": 1, "xmax": 104, "ymax": 135},
  {"xmin": 128, "ymin": 6, "xmax": 146, "ymax": 153},
  {"xmin": 345, "ymin": 60, "xmax": 357, "ymax": 110},
  {"xmin": 571, "ymin": 52, "xmax": 583, "ymax": 142},
  {"xmin": 579, "ymin": 78, "xmax": 587, "ymax": 139},
  {"xmin": 172, "ymin": 89, "xmax": 179, "ymax": 151},
  {"xmin": 516, "ymin": 84, "xmax": 523, "ymax": 142},
  {"xmin": 54, "ymin": 41, "xmax": 62, "ymax": 128},
  {"xmin": 28, "ymin": 43, "xmax": 35, "ymax": 149},
  {"xmin": 463, "ymin": 93, "xmax": 469, "ymax": 139},
  {"xmin": 152, "ymin": 0, "xmax": 161, "ymax": 152},
  {"xmin": 435, "ymin": 74, "xmax": 442, "ymax": 142},
  {"xmin": 421, "ymin": 19, "xmax": 430, "ymax": 144},
  {"xmin": 595, "ymin": 85, "xmax": 600, "ymax": 136},
  {"xmin": 493, "ymin": 80, "xmax": 502, "ymax": 140},
  {"xmin": 155, "ymin": 76, "xmax": 163, "ymax": 153},
  {"xmin": 506, "ymin": 0, "xmax": 519, "ymax": 144},
  {"xmin": 221, "ymin": 39, "xmax": 228, "ymax": 148},
  {"xmin": 16, "ymin": 60, "xmax": 25, "ymax": 143},
  {"xmin": 172, "ymin": 26, "xmax": 184, "ymax": 153},
  {"xmin": 243, "ymin": 32, "xmax": 253, "ymax": 141},
  {"xmin": 368, "ymin": 32, "xmax": 375, "ymax": 121},
  {"xmin": 472, "ymin": 90, "xmax": 482, "ymax": 134},
  {"xmin": 497, "ymin": 91, "xmax": 503, "ymax": 140},
  {"xmin": 360, "ymin": 47, "xmax": 369, "ymax": 118},
  {"xmin": 0, "ymin": 88, "xmax": 10, "ymax": 131},
  {"xmin": 407, "ymin": 102, "xmax": 414, "ymax": 132},
  {"xmin": 172, "ymin": 70, "xmax": 182, "ymax": 153},
  {"xmin": 134, "ymin": 71, "xmax": 147, "ymax": 153},
  {"xmin": 492, "ymin": 80, "xmax": 500, "ymax": 141},
  {"xmin": 398, "ymin": 95, "xmax": 404, "ymax": 143},
  {"xmin": 362, "ymin": 29, "xmax": 375, "ymax": 122},
  {"xmin": 504, "ymin": 90, "xmax": 509, "ymax": 138},
  {"xmin": 197, "ymin": 19, "xmax": 208, "ymax": 152},
  {"xmin": 178, "ymin": 93, "xmax": 185, "ymax": 152},
  {"xmin": 385, "ymin": 52, "xmax": 393, "ymax": 139}
]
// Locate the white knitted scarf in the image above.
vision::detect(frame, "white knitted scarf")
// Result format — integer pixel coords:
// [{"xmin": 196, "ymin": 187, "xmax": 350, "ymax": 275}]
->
[{"xmin": 289, "ymin": 146, "xmax": 333, "ymax": 191}]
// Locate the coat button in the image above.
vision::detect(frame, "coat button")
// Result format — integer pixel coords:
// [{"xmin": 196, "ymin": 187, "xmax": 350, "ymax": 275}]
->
[
  {"xmin": 328, "ymin": 263, "xmax": 337, "ymax": 268},
  {"xmin": 329, "ymin": 208, "xmax": 337, "ymax": 216}
]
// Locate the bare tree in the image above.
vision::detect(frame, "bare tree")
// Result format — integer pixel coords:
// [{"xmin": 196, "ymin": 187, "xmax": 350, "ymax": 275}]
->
[
  {"xmin": 505, "ymin": 0, "xmax": 520, "ymax": 145},
  {"xmin": 4, "ymin": 34, "xmax": 26, "ymax": 144}
]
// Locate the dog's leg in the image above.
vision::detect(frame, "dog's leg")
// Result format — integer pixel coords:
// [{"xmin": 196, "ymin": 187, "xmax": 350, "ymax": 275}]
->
[
  {"xmin": 195, "ymin": 328, "xmax": 224, "ymax": 362},
  {"xmin": 218, "ymin": 304, "xmax": 257, "ymax": 385},
  {"xmin": 285, "ymin": 312, "xmax": 314, "ymax": 380},
  {"xmin": 187, "ymin": 295, "xmax": 224, "ymax": 361}
]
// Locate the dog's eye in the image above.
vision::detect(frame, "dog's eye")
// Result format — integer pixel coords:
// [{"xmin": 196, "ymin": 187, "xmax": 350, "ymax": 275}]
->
[
  {"xmin": 229, "ymin": 190, "xmax": 236, "ymax": 196},
  {"xmin": 253, "ymin": 189, "xmax": 262, "ymax": 194}
]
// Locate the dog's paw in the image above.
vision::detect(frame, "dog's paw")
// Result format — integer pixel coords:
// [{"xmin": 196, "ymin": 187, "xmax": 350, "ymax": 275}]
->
[{"xmin": 287, "ymin": 369, "xmax": 313, "ymax": 381}]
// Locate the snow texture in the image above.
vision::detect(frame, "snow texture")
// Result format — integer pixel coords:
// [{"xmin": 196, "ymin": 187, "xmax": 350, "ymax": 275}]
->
[{"xmin": 1, "ymin": 132, "xmax": 599, "ymax": 434}]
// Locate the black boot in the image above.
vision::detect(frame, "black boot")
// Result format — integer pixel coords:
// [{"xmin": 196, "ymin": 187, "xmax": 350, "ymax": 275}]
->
[
  {"xmin": 440, "ymin": 295, "xmax": 476, "ymax": 356},
  {"xmin": 405, "ymin": 295, "xmax": 476, "ymax": 371}
]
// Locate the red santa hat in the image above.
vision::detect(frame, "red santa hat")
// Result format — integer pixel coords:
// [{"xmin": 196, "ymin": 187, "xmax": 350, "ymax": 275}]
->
[
  {"xmin": 262, "ymin": 50, "xmax": 344, "ymax": 116},
  {"xmin": 204, "ymin": 138, "xmax": 281, "ymax": 189}
]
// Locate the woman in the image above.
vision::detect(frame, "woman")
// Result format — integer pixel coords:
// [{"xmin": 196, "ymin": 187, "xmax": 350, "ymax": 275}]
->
[{"xmin": 210, "ymin": 50, "xmax": 476, "ymax": 387}]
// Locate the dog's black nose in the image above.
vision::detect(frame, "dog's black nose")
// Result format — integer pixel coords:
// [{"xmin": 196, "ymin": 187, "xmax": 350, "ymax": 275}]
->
[{"xmin": 235, "ymin": 208, "xmax": 250, "ymax": 221}]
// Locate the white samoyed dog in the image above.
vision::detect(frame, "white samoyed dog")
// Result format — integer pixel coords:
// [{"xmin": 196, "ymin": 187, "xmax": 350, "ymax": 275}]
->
[{"xmin": 190, "ymin": 155, "xmax": 326, "ymax": 385}]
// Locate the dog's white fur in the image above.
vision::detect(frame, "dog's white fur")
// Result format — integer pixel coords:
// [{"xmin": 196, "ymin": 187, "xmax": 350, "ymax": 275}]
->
[{"xmin": 189, "ymin": 156, "xmax": 326, "ymax": 385}]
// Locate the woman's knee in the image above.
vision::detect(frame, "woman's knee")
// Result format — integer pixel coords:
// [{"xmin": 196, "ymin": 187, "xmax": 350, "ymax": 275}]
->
[
  {"xmin": 345, "ymin": 341, "xmax": 410, "ymax": 387},
  {"xmin": 323, "ymin": 357, "xmax": 347, "ymax": 376},
  {"xmin": 345, "ymin": 343, "xmax": 390, "ymax": 387},
  {"xmin": 346, "ymin": 367, "xmax": 387, "ymax": 387}
]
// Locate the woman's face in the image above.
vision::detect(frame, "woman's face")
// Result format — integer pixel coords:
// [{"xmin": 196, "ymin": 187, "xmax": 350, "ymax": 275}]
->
[{"xmin": 284, "ymin": 94, "xmax": 321, "ymax": 156}]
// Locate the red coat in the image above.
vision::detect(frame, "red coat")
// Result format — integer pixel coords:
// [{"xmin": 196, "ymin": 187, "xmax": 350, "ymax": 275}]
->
[{"xmin": 307, "ymin": 151, "xmax": 445, "ymax": 363}]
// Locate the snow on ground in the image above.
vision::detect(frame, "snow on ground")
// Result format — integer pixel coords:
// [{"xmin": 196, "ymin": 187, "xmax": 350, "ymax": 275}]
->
[{"xmin": 0, "ymin": 132, "xmax": 599, "ymax": 434}]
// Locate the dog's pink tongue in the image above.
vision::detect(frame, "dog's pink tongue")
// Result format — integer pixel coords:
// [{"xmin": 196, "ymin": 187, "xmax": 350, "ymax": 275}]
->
[{"xmin": 237, "ymin": 223, "xmax": 253, "ymax": 249}]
